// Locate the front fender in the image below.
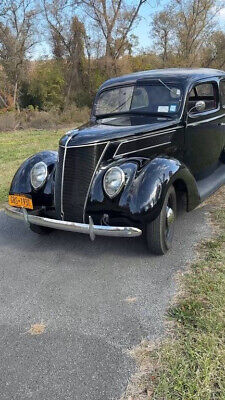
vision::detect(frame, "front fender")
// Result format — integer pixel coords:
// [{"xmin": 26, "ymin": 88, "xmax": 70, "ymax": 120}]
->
[
  {"xmin": 87, "ymin": 157, "xmax": 200, "ymax": 224},
  {"xmin": 122, "ymin": 157, "xmax": 200, "ymax": 221},
  {"xmin": 9, "ymin": 151, "xmax": 58, "ymax": 207}
]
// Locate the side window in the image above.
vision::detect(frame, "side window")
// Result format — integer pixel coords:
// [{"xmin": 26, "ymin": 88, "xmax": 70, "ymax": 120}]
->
[
  {"xmin": 189, "ymin": 88, "xmax": 196, "ymax": 98},
  {"xmin": 195, "ymin": 83, "xmax": 214, "ymax": 97},
  {"xmin": 188, "ymin": 82, "xmax": 218, "ymax": 113},
  {"xmin": 220, "ymin": 81, "xmax": 225, "ymax": 108}
]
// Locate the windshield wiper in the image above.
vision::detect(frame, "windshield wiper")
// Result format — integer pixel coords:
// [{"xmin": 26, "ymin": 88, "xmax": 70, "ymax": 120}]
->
[
  {"xmin": 129, "ymin": 111, "xmax": 174, "ymax": 119},
  {"xmin": 96, "ymin": 111, "xmax": 173, "ymax": 119}
]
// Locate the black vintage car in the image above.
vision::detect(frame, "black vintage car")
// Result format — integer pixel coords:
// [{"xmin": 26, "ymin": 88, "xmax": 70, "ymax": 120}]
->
[{"xmin": 5, "ymin": 68, "xmax": 225, "ymax": 254}]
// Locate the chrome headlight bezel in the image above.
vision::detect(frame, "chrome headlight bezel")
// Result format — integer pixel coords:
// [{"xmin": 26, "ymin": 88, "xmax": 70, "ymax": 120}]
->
[
  {"xmin": 103, "ymin": 166, "xmax": 126, "ymax": 199},
  {"xmin": 30, "ymin": 161, "xmax": 48, "ymax": 190}
]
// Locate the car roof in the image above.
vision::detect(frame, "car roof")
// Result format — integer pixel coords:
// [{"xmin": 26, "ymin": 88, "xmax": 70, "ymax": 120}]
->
[{"xmin": 100, "ymin": 68, "xmax": 225, "ymax": 90}]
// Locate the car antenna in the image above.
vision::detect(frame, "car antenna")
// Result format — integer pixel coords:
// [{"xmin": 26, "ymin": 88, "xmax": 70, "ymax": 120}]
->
[{"xmin": 158, "ymin": 79, "xmax": 174, "ymax": 93}]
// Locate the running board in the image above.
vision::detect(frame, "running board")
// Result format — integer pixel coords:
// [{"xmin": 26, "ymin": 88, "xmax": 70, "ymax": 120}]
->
[{"xmin": 196, "ymin": 162, "xmax": 225, "ymax": 202}]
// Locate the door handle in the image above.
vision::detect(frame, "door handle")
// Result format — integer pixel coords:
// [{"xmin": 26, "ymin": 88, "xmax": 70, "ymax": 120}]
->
[{"xmin": 218, "ymin": 122, "xmax": 225, "ymax": 126}]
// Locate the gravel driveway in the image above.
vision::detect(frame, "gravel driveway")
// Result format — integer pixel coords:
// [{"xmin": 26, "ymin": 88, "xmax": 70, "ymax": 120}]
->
[{"xmin": 0, "ymin": 207, "xmax": 210, "ymax": 400}]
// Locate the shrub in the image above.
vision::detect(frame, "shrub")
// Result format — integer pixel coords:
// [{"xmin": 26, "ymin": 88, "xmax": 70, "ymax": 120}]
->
[
  {"xmin": 0, "ymin": 112, "xmax": 18, "ymax": 131},
  {"xmin": 26, "ymin": 61, "xmax": 65, "ymax": 110},
  {"xmin": 57, "ymin": 105, "xmax": 90, "ymax": 125},
  {"xmin": 0, "ymin": 106, "xmax": 90, "ymax": 132}
]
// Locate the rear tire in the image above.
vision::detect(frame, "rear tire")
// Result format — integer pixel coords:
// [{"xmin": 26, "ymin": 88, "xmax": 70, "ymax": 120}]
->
[
  {"xmin": 146, "ymin": 185, "xmax": 177, "ymax": 255},
  {"xmin": 29, "ymin": 224, "xmax": 52, "ymax": 235}
]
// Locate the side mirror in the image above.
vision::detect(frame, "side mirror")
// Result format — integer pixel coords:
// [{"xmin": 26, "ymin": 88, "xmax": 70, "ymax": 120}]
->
[
  {"xmin": 188, "ymin": 100, "xmax": 206, "ymax": 116},
  {"xmin": 195, "ymin": 100, "xmax": 206, "ymax": 112}
]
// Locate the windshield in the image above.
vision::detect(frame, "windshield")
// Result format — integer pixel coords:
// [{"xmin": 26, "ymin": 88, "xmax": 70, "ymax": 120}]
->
[{"xmin": 95, "ymin": 83, "xmax": 183, "ymax": 118}]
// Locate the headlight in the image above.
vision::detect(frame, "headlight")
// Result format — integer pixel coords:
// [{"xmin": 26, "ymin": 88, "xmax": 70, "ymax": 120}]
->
[
  {"xmin": 103, "ymin": 166, "xmax": 125, "ymax": 198},
  {"xmin": 30, "ymin": 161, "xmax": 48, "ymax": 190}
]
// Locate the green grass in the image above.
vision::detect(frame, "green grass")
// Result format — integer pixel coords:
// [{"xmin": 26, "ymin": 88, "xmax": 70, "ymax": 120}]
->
[
  {"xmin": 152, "ymin": 231, "xmax": 225, "ymax": 399},
  {"xmin": 122, "ymin": 204, "xmax": 225, "ymax": 400},
  {"xmin": 0, "ymin": 129, "xmax": 65, "ymax": 207}
]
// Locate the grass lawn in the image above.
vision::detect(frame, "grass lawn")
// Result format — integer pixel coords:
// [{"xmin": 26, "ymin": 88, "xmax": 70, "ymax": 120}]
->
[
  {"xmin": 122, "ymin": 189, "xmax": 225, "ymax": 400},
  {"xmin": 0, "ymin": 129, "xmax": 66, "ymax": 207}
]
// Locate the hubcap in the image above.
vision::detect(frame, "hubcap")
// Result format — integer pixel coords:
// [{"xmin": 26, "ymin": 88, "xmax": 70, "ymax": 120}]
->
[{"xmin": 166, "ymin": 206, "xmax": 175, "ymax": 228}]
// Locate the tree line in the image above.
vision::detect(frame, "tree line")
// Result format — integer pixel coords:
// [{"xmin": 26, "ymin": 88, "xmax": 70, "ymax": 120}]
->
[{"xmin": 0, "ymin": 0, "xmax": 225, "ymax": 112}]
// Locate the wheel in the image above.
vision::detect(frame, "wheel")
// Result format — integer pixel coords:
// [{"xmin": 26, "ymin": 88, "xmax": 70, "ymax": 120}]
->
[
  {"xmin": 29, "ymin": 224, "xmax": 52, "ymax": 235},
  {"xmin": 146, "ymin": 185, "xmax": 177, "ymax": 255}
]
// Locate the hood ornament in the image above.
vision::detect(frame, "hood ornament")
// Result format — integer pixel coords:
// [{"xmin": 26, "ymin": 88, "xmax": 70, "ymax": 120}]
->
[{"xmin": 66, "ymin": 128, "xmax": 79, "ymax": 138}]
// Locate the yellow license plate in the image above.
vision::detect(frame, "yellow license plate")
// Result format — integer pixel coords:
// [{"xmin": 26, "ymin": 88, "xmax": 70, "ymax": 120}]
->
[{"xmin": 9, "ymin": 194, "xmax": 33, "ymax": 210}]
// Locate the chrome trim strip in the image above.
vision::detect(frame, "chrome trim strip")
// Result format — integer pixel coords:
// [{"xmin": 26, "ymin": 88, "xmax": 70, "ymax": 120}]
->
[
  {"xmin": 61, "ymin": 134, "xmax": 73, "ymax": 220},
  {"xmin": 5, "ymin": 205, "xmax": 142, "ymax": 239},
  {"xmin": 114, "ymin": 129, "xmax": 176, "ymax": 158},
  {"xmin": 187, "ymin": 113, "xmax": 225, "ymax": 127},
  {"xmin": 82, "ymin": 142, "xmax": 110, "ymax": 223},
  {"xmin": 114, "ymin": 141, "xmax": 172, "ymax": 159},
  {"xmin": 59, "ymin": 141, "xmax": 109, "ymax": 149},
  {"xmin": 118, "ymin": 128, "xmax": 176, "ymax": 144}
]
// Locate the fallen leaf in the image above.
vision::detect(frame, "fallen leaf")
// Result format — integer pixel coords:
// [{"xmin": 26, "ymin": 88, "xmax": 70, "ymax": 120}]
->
[
  {"xmin": 28, "ymin": 323, "xmax": 46, "ymax": 335},
  {"xmin": 125, "ymin": 297, "xmax": 137, "ymax": 303}
]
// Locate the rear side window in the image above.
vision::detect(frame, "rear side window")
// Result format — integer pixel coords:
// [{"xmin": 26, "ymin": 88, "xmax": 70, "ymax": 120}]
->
[
  {"xmin": 195, "ymin": 83, "xmax": 214, "ymax": 97},
  {"xmin": 220, "ymin": 81, "xmax": 225, "ymax": 107},
  {"xmin": 188, "ymin": 82, "xmax": 218, "ymax": 112}
]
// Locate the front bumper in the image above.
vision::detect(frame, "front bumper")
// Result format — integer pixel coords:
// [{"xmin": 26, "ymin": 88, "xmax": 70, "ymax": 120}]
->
[{"xmin": 4, "ymin": 205, "xmax": 142, "ymax": 240}]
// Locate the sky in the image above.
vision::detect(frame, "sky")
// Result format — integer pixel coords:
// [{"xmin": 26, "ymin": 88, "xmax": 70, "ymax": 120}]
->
[
  {"xmin": 134, "ymin": 0, "xmax": 167, "ymax": 50},
  {"xmin": 35, "ymin": 0, "xmax": 225, "ymax": 59}
]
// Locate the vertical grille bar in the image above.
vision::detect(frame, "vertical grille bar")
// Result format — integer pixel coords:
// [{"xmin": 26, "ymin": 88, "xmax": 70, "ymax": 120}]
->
[{"xmin": 54, "ymin": 146, "xmax": 64, "ymax": 219}]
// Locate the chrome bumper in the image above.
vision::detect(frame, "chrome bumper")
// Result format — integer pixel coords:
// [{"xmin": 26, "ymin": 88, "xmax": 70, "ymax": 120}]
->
[{"xmin": 4, "ymin": 205, "xmax": 142, "ymax": 240}]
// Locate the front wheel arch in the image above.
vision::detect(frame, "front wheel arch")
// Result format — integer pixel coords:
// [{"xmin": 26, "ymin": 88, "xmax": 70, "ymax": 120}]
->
[
  {"xmin": 118, "ymin": 157, "xmax": 199, "ymax": 221},
  {"xmin": 173, "ymin": 178, "xmax": 188, "ymax": 213}
]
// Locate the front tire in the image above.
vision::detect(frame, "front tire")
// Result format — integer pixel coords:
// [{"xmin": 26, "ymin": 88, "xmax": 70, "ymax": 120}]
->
[{"xmin": 146, "ymin": 185, "xmax": 177, "ymax": 255}]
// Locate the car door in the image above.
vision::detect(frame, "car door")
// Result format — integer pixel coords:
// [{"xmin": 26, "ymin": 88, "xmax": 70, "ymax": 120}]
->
[{"xmin": 185, "ymin": 80, "xmax": 223, "ymax": 179}]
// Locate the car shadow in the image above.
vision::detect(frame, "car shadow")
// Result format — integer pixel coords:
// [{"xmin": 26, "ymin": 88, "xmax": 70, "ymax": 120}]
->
[{"xmin": 0, "ymin": 206, "xmax": 211, "ymax": 265}]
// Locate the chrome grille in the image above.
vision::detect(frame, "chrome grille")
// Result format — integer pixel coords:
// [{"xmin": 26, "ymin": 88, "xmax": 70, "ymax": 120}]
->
[{"xmin": 56, "ymin": 144, "xmax": 105, "ymax": 222}]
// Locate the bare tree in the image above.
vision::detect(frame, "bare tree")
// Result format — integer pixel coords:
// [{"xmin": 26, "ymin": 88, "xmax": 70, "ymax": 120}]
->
[
  {"xmin": 42, "ymin": 0, "xmax": 86, "ymax": 105},
  {"xmin": 173, "ymin": 0, "xmax": 222, "ymax": 66},
  {"xmin": 81, "ymin": 0, "xmax": 148, "ymax": 68},
  {"xmin": 201, "ymin": 30, "xmax": 225, "ymax": 69},
  {"xmin": 151, "ymin": 0, "xmax": 224, "ymax": 67},
  {"xmin": 152, "ymin": 7, "xmax": 175, "ymax": 66},
  {"xmin": 42, "ymin": 0, "xmax": 79, "ymax": 57},
  {"xmin": 0, "ymin": 0, "xmax": 38, "ymax": 107},
  {"xmin": 0, "ymin": 1, "xmax": 9, "ymax": 17}
]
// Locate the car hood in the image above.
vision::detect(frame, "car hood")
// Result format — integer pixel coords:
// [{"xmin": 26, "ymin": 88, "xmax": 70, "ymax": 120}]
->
[{"xmin": 60, "ymin": 117, "xmax": 182, "ymax": 147}]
